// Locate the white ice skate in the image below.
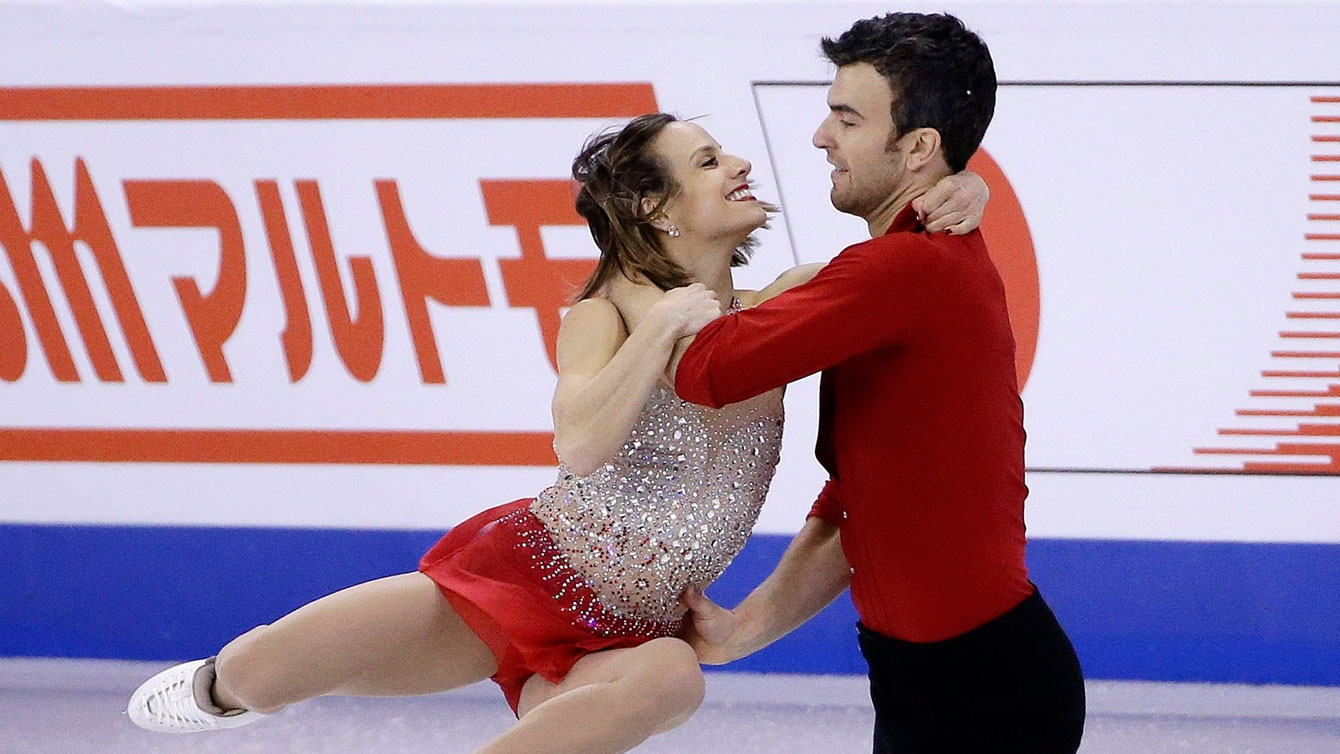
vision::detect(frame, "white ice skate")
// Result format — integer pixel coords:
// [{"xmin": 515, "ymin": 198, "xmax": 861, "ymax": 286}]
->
[{"xmin": 126, "ymin": 658, "xmax": 263, "ymax": 733}]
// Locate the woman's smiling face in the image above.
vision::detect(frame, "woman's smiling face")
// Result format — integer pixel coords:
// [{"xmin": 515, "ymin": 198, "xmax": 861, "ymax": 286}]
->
[{"xmin": 649, "ymin": 120, "xmax": 767, "ymax": 246}]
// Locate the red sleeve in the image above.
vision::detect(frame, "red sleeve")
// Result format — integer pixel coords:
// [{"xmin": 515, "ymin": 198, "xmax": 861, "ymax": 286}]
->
[
  {"xmin": 807, "ymin": 478, "xmax": 845, "ymax": 526},
  {"xmin": 674, "ymin": 235, "xmax": 939, "ymax": 408}
]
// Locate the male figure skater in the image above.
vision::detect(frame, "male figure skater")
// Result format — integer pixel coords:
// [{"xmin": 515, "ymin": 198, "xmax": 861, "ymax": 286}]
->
[{"xmin": 673, "ymin": 13, "xmax": 1086, "ymax": 753}]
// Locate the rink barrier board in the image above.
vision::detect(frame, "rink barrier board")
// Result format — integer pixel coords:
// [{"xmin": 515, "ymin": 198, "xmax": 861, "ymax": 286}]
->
[{"xmin": 2, "ymin": 524, "xmax": 1337, "ymax": 687}]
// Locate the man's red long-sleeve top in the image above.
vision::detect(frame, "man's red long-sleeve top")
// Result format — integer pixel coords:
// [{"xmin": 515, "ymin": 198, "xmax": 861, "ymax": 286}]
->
[{"xmin": 674, "ymin": 207, "xmax": 1033, "ymax": 642}]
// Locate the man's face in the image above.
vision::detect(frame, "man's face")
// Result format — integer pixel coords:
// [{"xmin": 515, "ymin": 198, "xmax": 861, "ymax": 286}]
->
[{"xmin": 812, "ymin": 62, "xmax": 906, "ymax": 220}]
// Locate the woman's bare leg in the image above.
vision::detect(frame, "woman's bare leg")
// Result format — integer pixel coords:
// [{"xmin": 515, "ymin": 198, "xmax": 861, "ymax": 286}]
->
[
  {"xmin": 211, "ymin": 572, "xmax": 497, "ymax": 714},
  {"xmin": 476, "ymin": 637, "xmax": 705, "ymax": 754}
]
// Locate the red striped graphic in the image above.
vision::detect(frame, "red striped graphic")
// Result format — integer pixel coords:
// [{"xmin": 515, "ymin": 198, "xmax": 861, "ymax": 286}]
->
[
  {"xmin": 1236, "ymin": 407, "xmax": 1338, "ymax": 417},
  {"xmin": 1242, "ymin": 461, "xmax": 1335, "ymax": 472},
  {"xmin": 1219, "ymin": 426, "xmax": 1340, "ymax": 436},
  {"xmin": 1261, "ymin": 370, "xmax": 1340, "ymax": 378},
  {"xmin": 1167, "ymin": 92, "xmax": 1340, "ymax": 473},
  {"xmin": 1250, "ymin": 387, "xmax": 1339, "ymax": 397}
]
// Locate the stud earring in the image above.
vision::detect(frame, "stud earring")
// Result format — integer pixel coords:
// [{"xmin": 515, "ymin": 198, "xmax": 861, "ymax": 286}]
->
[{"xmin": 667, "ymin": 225, "xmax": 680, "ymax": 238}]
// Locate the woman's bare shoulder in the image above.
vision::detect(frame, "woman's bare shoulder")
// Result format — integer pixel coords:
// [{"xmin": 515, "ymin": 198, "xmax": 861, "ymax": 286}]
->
[
  {"xmin": 752, "ymin": 262, "xmax": 827, "ymax": 304},
  {"xmin": 734, "ymin": 288, "xmax": 763, "ymax": 308},
  {"xmin": 556, "ymin": 297, "xmax": 628, "ymax": 372},
  {"xmin": 563, "ymin": 296, "xmax": 623, "ymax": 326}
]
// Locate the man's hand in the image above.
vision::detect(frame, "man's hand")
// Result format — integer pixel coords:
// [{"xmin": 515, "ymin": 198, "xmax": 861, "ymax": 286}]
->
[
  {"xmin": 912, "ymin": 170, "xmax": 990, "ymax": 235},
  {"xmin": 677, "ymin": 518, "xmax": 847, "ymax": 666},
  {"xmin": 679, "ymin": 586, "xmax": 748, "ymax": 665}
]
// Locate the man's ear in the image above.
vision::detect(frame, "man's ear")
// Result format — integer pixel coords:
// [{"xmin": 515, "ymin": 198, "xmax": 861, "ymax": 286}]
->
[
  {"xmin": 642, "ymin": 195, "xmax": 674, "ymax": 233},
  {"xmin": 903, "ymin": 128, "xmax": 944, "ymax": 173}
]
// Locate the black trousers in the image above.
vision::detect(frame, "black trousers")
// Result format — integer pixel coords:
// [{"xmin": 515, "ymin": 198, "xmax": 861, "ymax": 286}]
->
[{"xmin": 859, "ymin": 587, "xmax": 1085, "ymax": 754}]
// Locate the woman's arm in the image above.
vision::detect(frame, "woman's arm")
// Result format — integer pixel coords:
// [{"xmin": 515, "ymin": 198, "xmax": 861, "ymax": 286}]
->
[
  {"xmin": 553, "ymin": 286, "xmax": 719, "ymax": 476},
  {"xmin": 752, "ymin": 263, "xmax": 827, "ymax": 304}
]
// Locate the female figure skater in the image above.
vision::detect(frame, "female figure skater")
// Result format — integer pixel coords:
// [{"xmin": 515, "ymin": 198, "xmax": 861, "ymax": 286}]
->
[{"xmin": 126, "ymin": 113, "xmax": 986, "ymax": 754}]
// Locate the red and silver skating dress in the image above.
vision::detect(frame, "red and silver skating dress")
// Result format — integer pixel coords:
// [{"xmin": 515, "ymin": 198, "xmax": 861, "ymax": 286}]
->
[{"xmin": 419, "ymin": 337, "xmax": 784, "ymax": 712}]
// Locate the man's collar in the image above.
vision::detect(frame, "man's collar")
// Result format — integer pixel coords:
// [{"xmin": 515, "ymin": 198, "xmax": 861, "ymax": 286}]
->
[{"xmin": 883, "ymin": 203, "xmax": 924, "ymax": 236}]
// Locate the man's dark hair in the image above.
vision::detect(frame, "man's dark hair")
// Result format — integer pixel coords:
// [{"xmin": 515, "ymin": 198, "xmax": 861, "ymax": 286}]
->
[{"xmin": 822, "ymin": 13, "xmax": 996, "ymax": 172}]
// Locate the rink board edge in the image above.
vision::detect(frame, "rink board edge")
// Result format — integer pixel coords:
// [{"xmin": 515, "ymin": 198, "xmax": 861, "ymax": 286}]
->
[{"xmin": 2, "ymin": 525, "xmax": 1337, "ymax": 686}]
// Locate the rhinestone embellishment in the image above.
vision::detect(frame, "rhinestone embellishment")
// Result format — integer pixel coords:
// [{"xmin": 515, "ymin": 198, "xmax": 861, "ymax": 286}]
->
[{"xmin": 529, "ymin": 329, "xmax": 785, "ymax": 627}]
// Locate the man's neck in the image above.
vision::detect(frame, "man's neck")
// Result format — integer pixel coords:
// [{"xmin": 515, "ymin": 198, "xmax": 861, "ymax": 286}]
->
[{"xmin": 864, "ymin": 174, "xmax": 946, "ymax": 237}]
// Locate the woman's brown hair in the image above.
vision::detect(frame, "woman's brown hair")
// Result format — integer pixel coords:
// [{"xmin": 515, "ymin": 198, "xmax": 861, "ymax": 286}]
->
[{"xmin": 571, "ymin": 113, "xmax": 760, "ymax": 301}]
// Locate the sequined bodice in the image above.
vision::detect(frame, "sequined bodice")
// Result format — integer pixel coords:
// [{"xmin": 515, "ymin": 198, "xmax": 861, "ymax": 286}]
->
[{"xmin": 530, "ymin": 382, "xmax": 784, "ymax": 623}]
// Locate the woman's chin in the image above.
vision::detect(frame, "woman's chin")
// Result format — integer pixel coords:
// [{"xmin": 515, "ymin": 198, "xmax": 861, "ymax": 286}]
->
[
  {"xmin": 729, "ymin": 230, "xmax": 758, "ymax": 248},
  {"xmin": 741, "ymin": 213, "xmax": 769, "ymax": 235}
]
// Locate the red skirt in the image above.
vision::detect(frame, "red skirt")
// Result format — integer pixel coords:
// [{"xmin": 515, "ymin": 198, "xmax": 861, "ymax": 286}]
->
[{"xmin": 418, "ymin": 499, "xmax": 680, "ymax": 714}]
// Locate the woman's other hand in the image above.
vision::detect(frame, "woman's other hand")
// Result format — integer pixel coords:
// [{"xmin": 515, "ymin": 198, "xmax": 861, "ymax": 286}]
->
[{"xmin": 646, "ymin": 283, "xmax": 721, "ymax": 338}]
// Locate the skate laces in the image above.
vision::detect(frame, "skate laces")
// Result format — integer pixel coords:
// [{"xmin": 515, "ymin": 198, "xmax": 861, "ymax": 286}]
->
[{"xmin": 142, "ymin": 671, "xmax": 220, "ymax": 731}]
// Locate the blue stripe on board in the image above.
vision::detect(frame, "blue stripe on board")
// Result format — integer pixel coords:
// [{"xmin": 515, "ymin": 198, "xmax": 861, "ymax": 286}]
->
[{"xmin": 2, "ymin": 524, "xmax": 1337, "ymax": 685}]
